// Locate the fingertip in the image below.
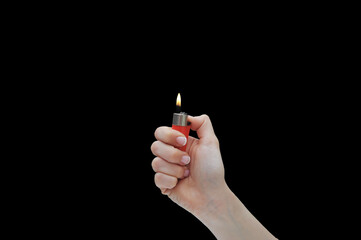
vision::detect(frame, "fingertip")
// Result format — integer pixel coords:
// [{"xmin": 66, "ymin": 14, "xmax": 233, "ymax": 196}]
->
[
  {"xmin": 183, "ymin": 169, "xmax": 190, "ymax": 178},
  {"xmin": 175, "ymin": 136, "xmax": 187, "ymax": 146},
  {"xmin": 181, "ymin": 155, "xmax": 190, "ymax": 165}
]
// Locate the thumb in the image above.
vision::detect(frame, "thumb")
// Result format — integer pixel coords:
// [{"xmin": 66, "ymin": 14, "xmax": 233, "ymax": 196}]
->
[{"xmin": 188, "ymin": 115, "xmax": 218, "ymax": 142}]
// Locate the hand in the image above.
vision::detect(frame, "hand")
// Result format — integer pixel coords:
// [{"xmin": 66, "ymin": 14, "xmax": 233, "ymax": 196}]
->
[
  {"xmin": 151, "ymin": 114, "xmax": 227, "ymax": 216},
  {"xmin": 151, "ymin": 114, "xmax": 277, "ymax": 240}
]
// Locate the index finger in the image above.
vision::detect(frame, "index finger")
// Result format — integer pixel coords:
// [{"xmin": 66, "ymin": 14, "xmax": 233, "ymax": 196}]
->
[{"xmin": 154, "ymin": 126, "xmax": 187, "ymax": 148}]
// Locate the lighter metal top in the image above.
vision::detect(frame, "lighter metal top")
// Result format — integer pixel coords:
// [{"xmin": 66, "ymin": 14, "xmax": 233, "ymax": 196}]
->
[{"xmin": 172, "ymin": 112, "xmax": 188, "ymax": 126}]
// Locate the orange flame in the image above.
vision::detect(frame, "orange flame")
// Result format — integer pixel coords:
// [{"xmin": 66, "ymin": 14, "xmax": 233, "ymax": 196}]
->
[{"xmin": 176, "ymin": 93, "xmax": 181, "ymax": 107}]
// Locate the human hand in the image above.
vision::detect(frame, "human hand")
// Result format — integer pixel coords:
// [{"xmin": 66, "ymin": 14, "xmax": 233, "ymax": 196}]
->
[
  {"xmin": 151, "ymin": 114, "xmax": 278, "ymax": 240},
  {"xmin": 151, "ymin": 114, "xmax": 228, "ymax": 216}
]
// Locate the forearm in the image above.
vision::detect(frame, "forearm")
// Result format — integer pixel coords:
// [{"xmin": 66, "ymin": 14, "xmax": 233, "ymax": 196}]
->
[{"xmin": 195, "ymin": 186, "xmax": 277, "ymax": 240}]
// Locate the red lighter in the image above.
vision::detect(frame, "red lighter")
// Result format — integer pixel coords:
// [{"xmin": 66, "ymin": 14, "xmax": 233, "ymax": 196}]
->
[{"xmin": 172, "ymin": 93, "xmax": 191, "ymax": 152}]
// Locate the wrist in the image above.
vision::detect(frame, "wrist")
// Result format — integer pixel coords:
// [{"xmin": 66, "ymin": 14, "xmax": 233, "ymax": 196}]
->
[
  {"xmin": 194, "ymin": 184, "xmax": 241, "ymax": 224},
  {"xmin": 194, "ymin": 184, "xmax": 278, "ymax": 240}
]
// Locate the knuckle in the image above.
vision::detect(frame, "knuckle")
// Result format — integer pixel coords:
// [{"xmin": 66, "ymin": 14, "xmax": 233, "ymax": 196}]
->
[
  {"xmin": 162, "ymin": 128, "xmax": 172, "ymax": 141},
  {"xmin": 154, "ymin": 127, "xmax": 162, "ymax": 139},
  {"xmin": 154, "ymin": 172, "xmax": 165, "ymax": 184},
  {"xmin": 164, "ymin": 130, "xmax": 172, "ymax": 140},
  {"xmin": 169, "ymin": 177, "xmax": 178, "ymax": 188},
  {"xmin": 155, "ymin": 127, "xmax": 171, "ymax": 141},
  {"xmin": 177, "ymin": 167, "xmax": 185, "ymax": 178},
  {"xmin": 154, "ymin": 172, "xmax": 161, "ymax": 181},
  {"xmin": 154, "ymin": 173, "xmax": 162, "ymax": 187},
  {"xmin": 154, "ymin": 173, "xmax": 177, "ymax": 189},
  {"xmin": 151, "ymin": 157, "xmax": 161, "ymax": 171},
  {"xmin": 150, "ymin": 141, "xmax": 160, "ymax": 155},
  {"xmin": 171, "ymin": 150, "xmax": 181, "ymax": 161},
  {"xmin": 202, "ymin": 114, "xmax": 210, "ymax": 121}
]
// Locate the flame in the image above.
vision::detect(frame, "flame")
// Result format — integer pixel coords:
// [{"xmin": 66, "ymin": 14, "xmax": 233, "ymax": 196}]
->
[{"xmin": 176, "ymin": 93, "xmax": 181, "ymax": 107}]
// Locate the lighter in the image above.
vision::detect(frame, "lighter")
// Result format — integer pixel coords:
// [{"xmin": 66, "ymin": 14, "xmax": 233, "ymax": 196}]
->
[{"xmin": 172, "ymin": 93, "xmax": 191, "ymax": 152}]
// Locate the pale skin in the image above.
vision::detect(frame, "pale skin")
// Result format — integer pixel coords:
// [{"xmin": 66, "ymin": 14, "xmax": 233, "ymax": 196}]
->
[{"xmin": 151, "ymin": 115, "xmax": 278, "ymax": 240}]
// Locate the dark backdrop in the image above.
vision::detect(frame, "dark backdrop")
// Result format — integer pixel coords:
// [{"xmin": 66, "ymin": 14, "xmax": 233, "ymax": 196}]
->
[
  {"xmin": 18, "ymin": 12, "xmax": 325, "ymax": 238},
  {"xmin": 39, "ymin": 79, "xmax": 311, "ymax": 239}
]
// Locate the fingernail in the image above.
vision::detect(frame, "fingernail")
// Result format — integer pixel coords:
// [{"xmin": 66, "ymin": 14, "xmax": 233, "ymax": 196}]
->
[
  {"xmin": 181, "ymin": 155, "xmax": 190, "ymax": 165},
  {"xmin": 176, "ymin": 137, "xmax": 187, "ymax": 146},
  {"xmin": 184, "ymin": 169, "xmax": 190, "ymax": 177}
]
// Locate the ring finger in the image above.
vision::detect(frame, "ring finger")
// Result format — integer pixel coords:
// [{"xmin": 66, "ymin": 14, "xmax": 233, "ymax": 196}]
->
[{"xmin": 152, "ymin": 157, "xmax": 189, "ymax": 179}]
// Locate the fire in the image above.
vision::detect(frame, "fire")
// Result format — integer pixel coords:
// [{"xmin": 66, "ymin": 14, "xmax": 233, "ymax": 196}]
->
[{"xmin": 176, "ymin": 93, "xmax": 181, "ymax": 107}]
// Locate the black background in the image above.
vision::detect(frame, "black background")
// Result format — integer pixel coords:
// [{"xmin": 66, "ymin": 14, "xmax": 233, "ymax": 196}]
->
[
  {"xmin": 10, "ymin": 7, "xmax": 337, "ymax": 239},
  {"xmin": 23, "ymin": 44, "xmax": 318, "ymax": 239},
  {"xmin": 39, "ymin": 80, "xmax": 312, "ymax": 239}
]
